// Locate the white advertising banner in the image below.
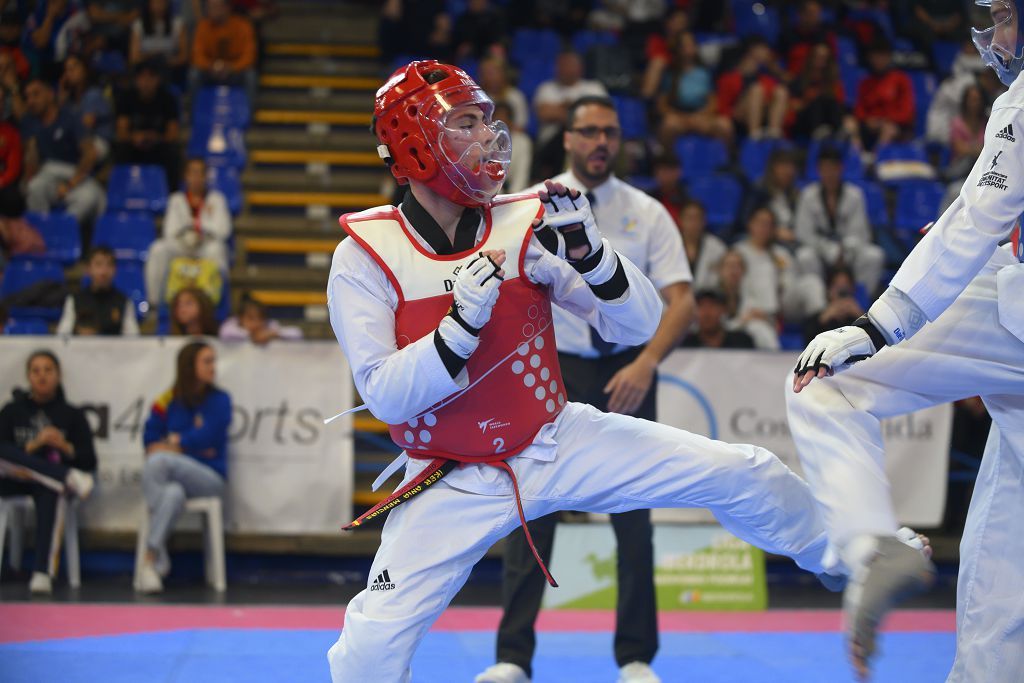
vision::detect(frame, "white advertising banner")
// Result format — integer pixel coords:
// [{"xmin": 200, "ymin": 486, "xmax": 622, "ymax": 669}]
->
[
  {"xmin": 654, "ymin": 349, "xmax": 952, "ymax": 527},
  {"xmin": 0, "ymin": 337, "xmax": 353, "ymax": 534}
]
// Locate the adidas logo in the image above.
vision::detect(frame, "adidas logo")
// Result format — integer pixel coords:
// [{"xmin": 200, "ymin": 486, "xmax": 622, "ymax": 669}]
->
[
  {"xmin": 370, "ymin": 569, "xmax": 396, "ymax": 591},
  {"xmin": 997, "ymin": 124, "xmax": 1016, "ymax": 142}
]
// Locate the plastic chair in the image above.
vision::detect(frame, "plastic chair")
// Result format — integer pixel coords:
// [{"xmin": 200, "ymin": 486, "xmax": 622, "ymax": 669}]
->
[
  {"xmin": 92, "ymin": 212, "xmax": 157, "ymax": 261},
  {"xmin": 674, "ymin": 135, "xmax": 729, "ymax": 180},
  {"xmin": 0, "ymin": 258, "xmax": 66, "ymax": 323},
  {"xmin": 803, "ymin": 139, "xmax": 864, "ymax": 181},
  {"xmin": 848, "ymin": 179, "xmax": 890, "ymax": 228},
  {"xmin": 612, "ymin": 95, "xmax": 648, "ymax": 140},
  {"xmin": 732, "ymin": 0, "xmax": 781, "ymax": 44},
  {"xmin": 908, "ymin": 71, "xmax": 937, "ymax": 138},
  {"xmin": 894, "ymin": 180, "xmax": 945, "ymax": 235},
  {"xmin": 188, "ymin": 124, "xmax": 247, "ymax": 169},
  {"xmin": 205, "ymin": 165, "xmax": 243, "ymax": 216},
  {"xmin": 132, "ymin": 496, "xmax": 226, "ymax": 592},
  {"xmin": 510, "ymin": 29, "xmax": 562, "ymax": 69},
  {"xmin": 0, "ymin": 496, "xmax": 81, "ymax": 587},
  {"xmin": 572, "ymin": 29, "xmax": 616, "ymax": 56},
  {"xmin": 739, "ymin": 138, "xmax": 791, "ymax": 181},
  {"xmin": 3, "ymin": 318, "xmax": 51, "ymax": 334},
  {"xmin": 687, "ymin": 174, "xmax": 742, "ymax": 234},
  {"xmin": 107, "ymin": 165, "xmax": 169, "ymax": 213},
  {"xmin": 191, "ymin": 86, "xmax": 250, "ymax": 129},
  {"xmin": 24, "ymin": 212, "xmax": 81, "ymax": 264}
]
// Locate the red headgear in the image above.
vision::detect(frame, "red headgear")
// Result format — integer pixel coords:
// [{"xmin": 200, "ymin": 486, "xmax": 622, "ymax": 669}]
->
[{"xmin": 374, "ymin": 60, "xmax": 512, "ymax": 208}]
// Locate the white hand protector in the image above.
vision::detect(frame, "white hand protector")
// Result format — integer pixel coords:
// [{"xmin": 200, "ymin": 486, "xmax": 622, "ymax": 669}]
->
[
  {"xmin": 794, "ymin": 324, "xmax": 878, "ymax": 377},
  {"xmin": 533, "ymin": 184, "xmax": 602, "ymax": 262},
  {"xmin": 450, "ymin": 252, "xmax": 503, "ymax": 331}
]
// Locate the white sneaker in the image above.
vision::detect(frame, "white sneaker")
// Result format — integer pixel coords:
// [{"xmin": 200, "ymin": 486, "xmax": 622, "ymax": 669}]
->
[
  {"xmin": 29, "ymin": 571, "xmax": 52, "ymax": 594},
  {"xmin": 65, "ymin": 469, "xmax": 94, "ymax": 500},
  {"xmin": 474, "ymin": 663, "xmax": 531, "ymax": 683},
  {"xmin": 137, "ymin": 562, "xmax": 164, "ymax": 593},
  {"xmin": 154, "ymin": 547, "xmax": 172, "ymax": 578},
  {"xmin": 618, "ymin": 662, "xmax": 660, "ymax": 683}
]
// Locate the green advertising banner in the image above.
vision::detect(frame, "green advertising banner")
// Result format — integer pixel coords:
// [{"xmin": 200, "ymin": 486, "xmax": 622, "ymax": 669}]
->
[{"xmin": 541, "ymin": 523, "xmax": 767, "ymax": 611}]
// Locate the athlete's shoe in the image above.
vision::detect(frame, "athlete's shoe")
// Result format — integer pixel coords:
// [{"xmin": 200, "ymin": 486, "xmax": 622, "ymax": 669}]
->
[
  {"xmin": 29, "ymin": 571, "xmax": 52, "ymax": 595},
  {"xmin": 154, "ymin": 547, "xmax": 172, "ymax": 578},
  {"xmin": 618, "ymin": 661, "xmax": 661, "ymax": 683},
  {"xmin": 474, "ymin": 662, "xmax": 530, "ymax": 683},
  {"xmin": 844, "ymin": 536, "xmax": 936, "ymax": 679},
  {"xmin": 136, "ymin": 562, "xmax": 164, "ymax": 593}
]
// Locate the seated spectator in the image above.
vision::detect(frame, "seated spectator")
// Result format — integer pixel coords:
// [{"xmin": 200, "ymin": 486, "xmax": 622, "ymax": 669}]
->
[
  {"xmin": 0, "ymin": 350, "xmax": 96, "ymax": 594},
  {"xmin": 114, "ymin": 59, "xmax": 181, "ymax": 187},
  {"xmin": 145, "ymin": 158, "xmax": 230, "ymax": 304},
  {"xmin": 0, "ymin": 87, "xmax": 23, "ymax": 217},
  {"xmin": 494, "ymin": 101, "xmax": 531, "ymax": 193},
  {"xmin": 25, "ymin": 0, "xmax": 92, "ymax": 82},
  {"xmin": 130, "ymin": 0, "xmax": 188, "ymax": 80},
  {"xmin": 0, "ymin": 11, "xmax": 30, "ymax": 82},
  {"xmin": 219, "ymin": 295, "xmax": 301, "ymax": 344},
  {"xmin": 949, "ymin": 84, "xmax": 987, "ymax": 177},
  {"xmin": 477, "ymin": 55, "xmax": 528, "ymax": 132},
  {"xmin": 22, "ymin": 77, "xmax": 105, "ymax": 227},
  {"xmin": 744, "ymin": 148, "xmax": 800, "ymax": 243},
  {"xmin": 780, "ymin": 0, "xmax": 837, "ymax": 77},
  {"xmin": 640, "ymin": 8, "xmax": 688, "ymax": 100},
  {"xmin": 532, "ymin": 50, "xmax": 607, "ymax": 146},
  {"xmin": 848, "ymin": 38, "xmax": 914, "ymax": 154},
  {"xmin": 925, "ymin": 41, "xmax": 987, "ymax": 146},
  {"xmin": 85, "ymin": 0, "xmax": 139, "ymax": 54},
  {"xmin": 58, "ymin": 54, "xmax": 114, "ymax": 160},
  {"xmin": 169, "ymin": 286, "xmax": 218, "ymax": 336},
  {"xmin": 789, "ymin": 42, "xmax": 845, "ymax": 141},
  {"xmin": 137, "ymin": 340, "xmax": 230, "ymax": 593},
  {"xmin": 904, "ymin": 0, "xmax": 964, "ymax": 56},
  {"xmin": 651, "ymin": 151, "xmax": 686, "ymax": 219},
  {"xmin": 678, "ymin": 198, "xmax": 726, "ymax": 292},
  {"xmin": 452, "ymin": 0, "xmax": 506, "ymax": 60},
  {"xmin": 716, "ymin": 37, "xmax": 789, "ymax": 140},
  {"xmin": 189, "ymin": 0, "xmax": 257, "ymax": 104},
  {"xmin": 716, "ymin": 248, "xmax": 780, "ymax": 349},
  {"xmin": 733, "ymin": 205, "xmax": 801, "ymax": 322},
  {"xmin": 56, "ymin": 246, "xmax": 139, "ymax": 336},
  {"xmin": 655, "ymin": 31, "xmax": 732, "ymax": 144},
  {"xmin": 681, "ymin": 289, "xmax": 756, "ymax": 349},
  {"xmin": 802, "ymin": 265, "xmax": 864, "ymax": 343},
  {"xmin": 0, "ymin": 50, "xmax": 26, "ymax": 121},
  {"xmin": 0, "ymin": 213, "xmax": 45, "ymax": 268},
  {"xmin": 795, "ymin": 145, "xmax": 885, "ymax": 294}
]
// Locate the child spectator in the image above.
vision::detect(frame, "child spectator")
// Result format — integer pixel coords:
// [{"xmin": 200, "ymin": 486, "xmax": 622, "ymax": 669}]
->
[
  {"xmin": 0, "ymin": 350, "xmax": 96, "ymax": 594},
  {"xmin": 219, "ymin": 295, "xmax": 302, "ymax": 344},
  {"xmin": 678, "ymin": 198, "xmax": 726, "ymax": 292},
  {"xmin": 849, "ymin": 38, "xmax": 914, "ymax": 154},
  {"xmin": 680, "ymin": 289, "xmax": 756, "ymax": 349},
  {"xmin": 58, "ymin": 54, "xmax": 114, "ymax": 160},
  {"xmin": 655, "ymin": 31, "xmax": 732, "ymax": 143},
  {"xmin": 189, "ymin": 0, "xmax": 257, "ymax": 103},
  {"xmin": 56, "ymin": 246, "xmax": 139, "ymax": 336},
  {"xmin": 169, "ymin": 286, "xmax": 218, "ymax": 336},
  {"xmin": 716, "ymin": 37, "xmax": 789, "ymax": 140},
  {"xmin": 138, "ymin": 340, "xmax": 230, "ymax": 593},
  {"xmin": 145, "ymin": 157, "xmax": 230, "ymax": 305},
  {"xmin": 114, "ymin": 59, "xmax": 181, "ymax": 187}
]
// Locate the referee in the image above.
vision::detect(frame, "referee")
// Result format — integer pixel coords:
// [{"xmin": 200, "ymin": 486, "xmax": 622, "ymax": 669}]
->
[{"xmin": 476, "ymin": 95, "xmax": 694, "ymax": 683}]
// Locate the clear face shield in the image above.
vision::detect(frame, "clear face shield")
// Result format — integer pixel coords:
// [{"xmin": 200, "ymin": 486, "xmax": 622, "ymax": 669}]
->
[
  {"xmin": 972, "ymin": 0, "xmax": 1024, "ymax": 85},
  {"xmin": 420, "ymin": 85, "xmax": 512, "ymax": 205}
]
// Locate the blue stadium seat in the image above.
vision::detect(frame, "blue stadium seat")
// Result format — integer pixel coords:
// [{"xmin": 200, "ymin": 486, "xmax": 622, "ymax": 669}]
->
[
  {"xmin": 572, "ymin": 30, "xmax": 616, "ymax": 56},
  {"xmin": 24, "ymin": 212, "xmax": 81, "ymax": 264},
  {"xmin": 732, "ymin": 0, "xmax": 781, "ymax": 44},
  {"xmin": 848, "ymin": 179, "xmax": 889, "ymax": 228},
  {"xmin": 92, "ymin": 212, "xmax": 157, "ymax": 260},
  {"xmin": 612, "ymin": 95, "xmax": 648, "ymax": 140},
  {"xmin": 205, "ymin": 164, "xmax": 243, "ymax": 216},
  {"xmin": 876, "ymin": 142, "xmax": 928, "ymax": 165},
  {"xmin": 3, "ymin": 318, "xmax": 51, "ymax": 335},
  {"xmin": 803, "ymin": 139, "xmax": 864, "ymax": 181},
  {"xmin": 894, "ymin": 180, "xmax": 945, "ymax": 234},
  {"xmin": 107, "ymin": 164, "xmax": 169, "ymax": 213},
  {"xmin": 840, "ymin": 66, "xmax": 865, "ymax": 107},
  {"xmin": 932, "ymin": 41, "xmax": 960, "ymax": 77},
  {"xmin": 687, "ymin": 174, "xmax": 742, "ymax": 234},
  {"xmin": 188, "ymin": 124, "xmax": 248, "ymax": 169},
  {"xmin": 908, "ymin": 71, "xmax": 937, "ymax": 138},
  {"xmin": 510, "ymin": 29, "xmax": 562, "ymax": 69},
  {"xmin": 191, "ymin": 86, "xmax": 250, "ymax": 129},
  {"xmin": 114, "ymin": 260, "xmax": 148, "ymax": 319},
  {"xmin": 675, "ymin": 135, "xmax": 728, "ymax": 180},
  {"xmin": 0, "ymin": 258, "xmax": 66, "ymax": 321},
  {"xmin": 739, "ymin": 138, "xmax": 792, "ymax": 181}
]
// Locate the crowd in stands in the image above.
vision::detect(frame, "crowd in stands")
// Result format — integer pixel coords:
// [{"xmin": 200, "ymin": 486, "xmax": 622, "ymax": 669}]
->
[{"xmin": 380, "ymin": 0, "xmax": 1003, "ymax": 351}]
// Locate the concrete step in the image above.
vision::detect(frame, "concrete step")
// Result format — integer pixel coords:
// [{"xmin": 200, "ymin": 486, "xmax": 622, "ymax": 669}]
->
[
  {"xmin": 256, "ymin": 90, "xmax": 371, "ymax": 113},
  {"xmin": 262, "ymin": 57, "xmax": 381, "ymax": 79},
  {"xmin": 246, "ymin": 190, "xmax": 389, "ymax": 210},
  {"xmin": 253, "ymin": 109, "xmax": 372, "ymax": 127},
  {"xmin": 260, "ymin": 73, "xmax": 381, "ymax": 91},
  {"xmin": 246, "ymin": 127, "xmax": 376, "ymax": 152},
  {"xmin": 234, "ymin": 213, "xmax": 344, "ymax": 237},
  {"xmin": 232, "ymin": 264, "xmax": 329, "ymax": 289},
  {"xmin": 242, "ymin": 167, "xmax": 384, "ymax": 194},
  {"xmin": 249, "ymin": 149, "xmax": 380, "ymax": 168},
  {"xmin": 260, "ymin": 17, "xmax": 377, "ymax": 46},
  {"xmin": 266, "ymin": 42, "xmax": 380, "ymax": 59}
]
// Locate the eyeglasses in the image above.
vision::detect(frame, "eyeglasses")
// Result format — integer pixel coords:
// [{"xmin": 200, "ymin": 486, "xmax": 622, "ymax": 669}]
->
[{"xmin": 568, "ymin": 126, "xmax": 622, "ymax": 140}]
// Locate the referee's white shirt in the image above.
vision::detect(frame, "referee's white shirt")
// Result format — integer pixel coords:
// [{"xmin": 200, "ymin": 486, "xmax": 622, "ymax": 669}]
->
[{"xmin": 534, "ymin": 171, "xmax": 692, "ymax": 358}]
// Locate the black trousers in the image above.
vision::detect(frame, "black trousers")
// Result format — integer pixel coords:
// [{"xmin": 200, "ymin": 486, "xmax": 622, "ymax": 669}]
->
[
  {"xmin": 495, "ymin": 347, "xmax": 659, "ymax": 676},
  {"xmin": 0, "ymin": 443, "xmax": 69, "ymax": 575}
]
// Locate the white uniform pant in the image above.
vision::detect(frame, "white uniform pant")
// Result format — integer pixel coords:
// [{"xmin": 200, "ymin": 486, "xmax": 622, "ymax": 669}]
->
[
  {"xmin": 785, "ymin": 247, "xmax": 1024, "ymax": 683},
  {"xmin": 328, "ymin": 402, "xmax": 830, "ymax": 683}
]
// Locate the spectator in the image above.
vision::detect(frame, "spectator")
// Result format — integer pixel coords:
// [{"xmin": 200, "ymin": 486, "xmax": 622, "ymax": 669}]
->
[
  {"xmin": 0, "ymin": 350, "xmax": 96, "ymax": 594},
  {"xmin": 734, "ymin": 205, "xmax": 810, "ymax": 326},
  {"xmin": 169, "ymin": 286, "xmax": 218, "ymax": 336},
  {"xmin": 678, "ymin": 198, "xmax": 726, "ymax": 292},
  {"xmin": 744, "ymin": 148, "xmax": 800, "ymax": 243},
  {"xmin": 476, "ymin": 55, "xmax": 528, "ymax": 131},
  {"xmin": 650, "ymin": 150, "xmax": 686, "ymax": 219},
  {"xmin": 85, "ymin": 0, "xmax": 139, "ymax": 54},
  {"xmin": 58, "ymin": 53, "xmax": 114, "ymax": 160},
  {"xmin": 716, "ymin": 248, "xmax": 779, "ymax": 349},
  {"xmin": 493, "ymin": 101, "xmax": 531, "ymax": 193},
  {"xmin": 789, "ymin": 42, "xmax": 845, "ymax": 140},
  {"xmin": 114, "ymin": 59, "xmax": 181, "ymax": 187},
  {"xmin": 25, "ymin": 0, "xmax": 91, "ymax": 82},
  {"xmin": 0, "ymin": 213, "xmax": 45, "ymax": 267},
  {"xmin": 794, "ymin": 145, "xmax": 885, "ymax": 294},
  {"xmin": 129, "ymin": 0, "xmax": 188, "ymax": 78},
  {"xmin": 532, "ymin": 50, "xmax": 607, "ymax": 146},
  {"xmin": 190, "ymin": 0, "xmax": 257, "ymax": 103},
  {"xmin": 716, "ymin": 37, "xmax": 789, "ymax": 140},
  {"xmin": 779, "ymin": 0, "xmax": 837, "ymax": 77},
  {"xmin": 0, "ymin": 50, "xmax": 26, "ymax": 121},
  {"xmin": 21, "ymin": 77, "xmax": 105, "ymax": 227},
  {"xmin": 680, "ymin": 289, "xmax": 756, "ymax": 349},
  {"xmin": 378, "ymin": 0, "xmax": 450, "ymax": 63},
  {"xmin": 219, "ymin": 295, "xmax": 301, "ymax": 344},
  {"xmin": 904, "ymin": 0, "xmax": 964, "ymax": 56},
  {"xmin": 145, "ymin": 157, "xmax": 230, "ymax": 304},
  {"xmin": 56, "ymin": 245, "xmax": 139, "ymax": 336},
  {"xmin": 640, "ymin": 8, "xmax": 688, "ymax": 100},
  {"xmin": 801, "ymin": 265, "xmax": 864, "ymax": 343},
  {"xmin": 0, "ymin": 87, "xmax": 22, "ymax": 217},
  {"xmin": 655, "ymin": 31, "xmax": 732, "ymax": 144},
  {"xmin": 925, "ymin": 40, "xmax": 988, "ymax": 146},
  {"xmin": 848, "ymin": 38, "xmax": 914, "ymax": 154},
  {"xmin": 137, "ymin": 340, "xmax": 230, "ymax": 593},
  {"xmin": 0, "ymin": 11, "xmax": 30, "ymax": 81},
  {"xmin": 949, "ymin": 84, "xmax": 987, "ymax": 177},
  {"xmin": 452, "ymin": 0, "xmax": 506, "ymax": 60}
]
